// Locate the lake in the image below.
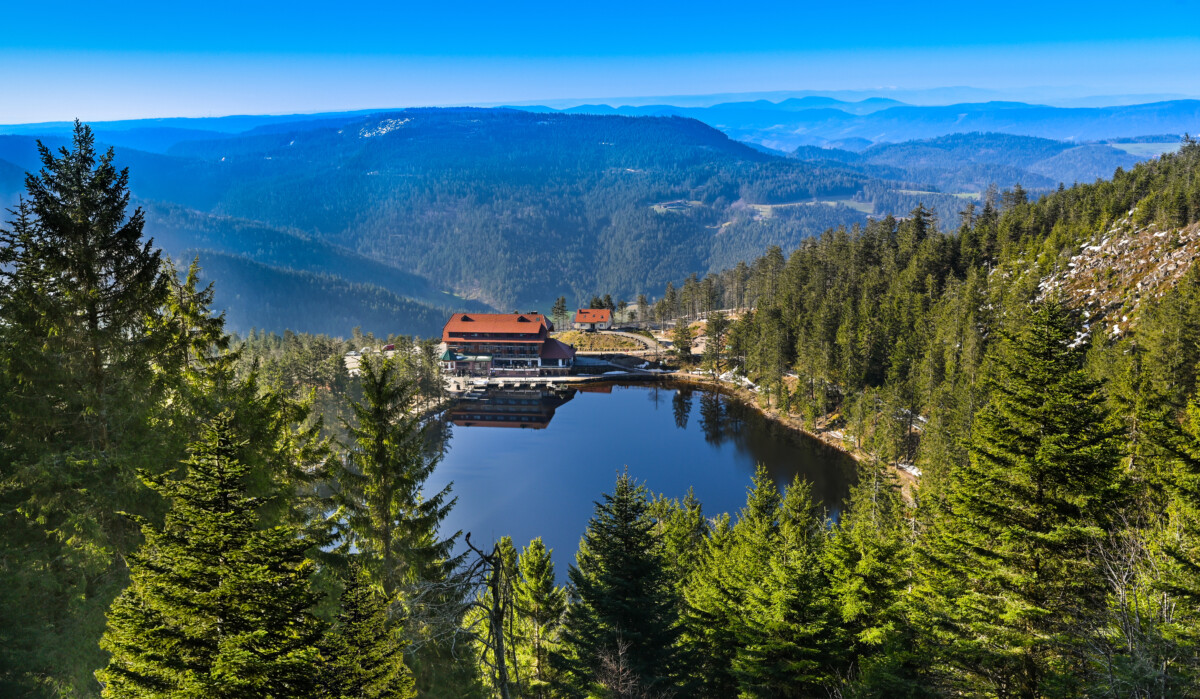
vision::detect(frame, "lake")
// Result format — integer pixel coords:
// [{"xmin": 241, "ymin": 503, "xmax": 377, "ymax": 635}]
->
[{"xmin": 427, "ymin": 381, "xmax": 857, "ymax": 572}]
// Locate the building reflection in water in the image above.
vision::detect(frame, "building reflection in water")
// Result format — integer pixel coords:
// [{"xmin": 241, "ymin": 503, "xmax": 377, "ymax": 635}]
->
[{"xmin": 447, "ymin": 387, "xmax": 577, "ymax": 429}]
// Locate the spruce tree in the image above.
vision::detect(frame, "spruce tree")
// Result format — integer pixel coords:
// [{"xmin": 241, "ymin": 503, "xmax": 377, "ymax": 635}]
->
[
  {"xmin": 318, "ymin": 561, "xmax": 415, "ymax": 699},
  {"xmin": 551, "ymin": 296, "xmax": 569, "ymax": 331},
  {"xmin": 557, "ymin": 472, "xmax": 682, "ymax": 696},
  {"xmin": 97, "ymin": 414, "xmax": 322, "ymax": 697},
  {"xmin": 682, "ymin": 466, "xmax": 781, "ymax": 697},
  {"xmin": 825, "ymin": 462, "xmax": 928, "ymax": 697},
  {"xmin": 733, "ymin": 477, "xmax": 842, "ymax": 696},
  {"xmin": 703, "ymin": 311, "xmax": 731, "ymax": 374},
  {"xmin": 19, "ymin": 120, "xmax": 168, "ymax": 450},
  {"xmin": 337, "ymin": 354, "xmax": 459, "ymax": 596},
  {"xmin": 671, "ymin": 321, "xmax": 694, "ymax": 362},
  {"xmin": 0, "ymin": 124, "xmax": 182, "ymax": 694},
  {"xmin": 514, "ymin": 538, "xmax": 566, "ymax": 699},
  {"xmin": 918, "ymin": 300, "xmax": 1122, "ymax": 696}
]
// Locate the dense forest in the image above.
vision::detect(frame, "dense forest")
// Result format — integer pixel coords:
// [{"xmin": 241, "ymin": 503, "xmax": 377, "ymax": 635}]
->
[
  {"xmin": 6, "ymin": 122, "xmax": 1200, "ymax": 698},
  {"xmin": 0, "ymin": 109, "xmax": 1173, "ymax": 338}
]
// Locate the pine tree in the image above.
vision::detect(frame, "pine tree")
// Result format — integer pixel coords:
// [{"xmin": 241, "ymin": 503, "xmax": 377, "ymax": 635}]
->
[
  {"xmin": 337, "ymin": 354, "xmax": 460, "ymax": 596},
  {"xmin": 338, "ymin": 355, "xmax": 471, "ymax": 698},
  {"xmin": 733, "ymin": 477, "xmax": 842, "ymax": 697},
  {"xmin": 318, "ymin": 561, "xmax": 415, "ymax": 699},
  {"xmin": 19, "ymin": 121, "xmax": 169, "ymax": 450},
  {"xmin": 703, "ymin": 311, "xmax": 731, "ymax": 374},
  {"xmin": 551, "ymin": 296, "xmax": 569, "ymax": 331},
  {"xmin": 97, "ymin": 414, "xmax": 322, "ymax": 697},
  {"xmin": 557, "ymin": 472, "xmax": 683, "ymax": 696},
  {"xmin": 825, "ymin": 462, "xmax": 929, "ymax": 697},
  {"xmin": 1150, "ymin": 389, "xmax": 1200, "ymax": 646},
  {"xmin": 918, "ymin": 300, "xmax": 1122, "ymax": 696},
  {"xmin": 671, "ymin": 321, "xmax": 694, "ymax": 362},
  {"xmin": 682, "ymin": 466, "xmax": 780, "ymax": 697},
  {"xmin": 0, "ymin": 125, "xmax": 186, "ymax": 694},
  {"xmin": 514, "ymin": 538, "xmax": 566, "ymax": 699}
]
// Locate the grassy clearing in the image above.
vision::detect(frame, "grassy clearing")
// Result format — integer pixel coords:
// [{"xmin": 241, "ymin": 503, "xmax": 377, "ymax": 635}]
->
[
  {"xmin": 749, "ymin": 198, "xmax": 874, "ymax": 217},
  {"xmin": 554, "ymin": 330, "xmax": 642, "ymax": 351}
]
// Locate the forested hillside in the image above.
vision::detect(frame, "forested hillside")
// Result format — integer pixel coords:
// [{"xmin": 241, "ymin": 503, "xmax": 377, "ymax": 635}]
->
[
  {"xmin": 190, "ymin": 251, "xmax": 450, "ymax": 337},
  {"xmin": 0, "ymin": 110, "xmax": 1177, "ymax": 333},
  {"xmin": 142, "ymin": 202, "xmax": 488, "ymax": 314},
  {"xmin": 654, "ymin": 136, "xmax": 1200, "ymax": 470},
  {"xmin": 162, "ymin": 108, "xmax": 868, "ymax": 308},
  {"xmin": 7, "ymin": 123, "xmax": 1200, "ymax": 699}
]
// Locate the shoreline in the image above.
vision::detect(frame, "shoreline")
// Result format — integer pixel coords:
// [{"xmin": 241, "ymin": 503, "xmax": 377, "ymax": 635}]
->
[
  {"xmin": 667, "ymin": 372, "xmax": 918, "ymax": 491},
  {"xmin": 439, "ymin": 368, "xmax": 917, "ymax": 492}
]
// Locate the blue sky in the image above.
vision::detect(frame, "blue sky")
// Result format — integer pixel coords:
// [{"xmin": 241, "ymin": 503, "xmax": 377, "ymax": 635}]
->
[{"xmin": 2, "ymin": 0, "xmax": 1199, "ymax": 123}]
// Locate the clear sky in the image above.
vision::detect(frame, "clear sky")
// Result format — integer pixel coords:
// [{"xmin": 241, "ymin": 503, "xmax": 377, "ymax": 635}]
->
[{"xmin": 3, "ymin": 0, "xmax": 1199, "ymax": 123}]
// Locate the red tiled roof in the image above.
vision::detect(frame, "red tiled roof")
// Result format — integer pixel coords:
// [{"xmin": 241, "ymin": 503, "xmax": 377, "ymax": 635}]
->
[
  {"xmin": 574, "ymin": 308, "xmax": 612, "ymax": 324},
  {"xmin": 539, "ymin": 338, "xmax": 577, "ymax": 360},
  {"xmin": 443, "ymin": 313, "xmax": 550, "ymax": 342}
]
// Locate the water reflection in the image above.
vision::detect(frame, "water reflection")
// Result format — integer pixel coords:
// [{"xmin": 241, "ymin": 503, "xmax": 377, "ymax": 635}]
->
[
  {"xmin": 447, "ymin": 387, "xmax": 576, "ymax": 429},
  {"xmin": 428, "ymin": 382, "xmax": 857, "ymax": 568}
]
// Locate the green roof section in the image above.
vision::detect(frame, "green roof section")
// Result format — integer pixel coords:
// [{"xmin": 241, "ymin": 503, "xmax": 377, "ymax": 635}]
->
[{"xmin": 441, "ymin": 350, "xmax": 492, "ymax": 362}]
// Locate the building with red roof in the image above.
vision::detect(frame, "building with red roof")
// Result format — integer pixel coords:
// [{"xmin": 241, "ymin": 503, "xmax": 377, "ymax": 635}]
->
[
  {"xmin": 440, "ymin": 312, "xmax": 575, "ymax": 376},
  {"xmin": 573, "ymin": 308, "xmax": 613, "ymax": 331}
]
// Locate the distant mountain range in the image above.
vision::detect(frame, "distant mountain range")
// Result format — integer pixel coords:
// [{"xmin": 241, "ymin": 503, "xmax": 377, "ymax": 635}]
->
[
  {"xmin": 789, "ymin": 132, "xmax": 1146, "ymax": 193},
  {"xmin": 0, "ymin": 101, "xmax": 1190, "ymax": 338},
  {"xmin": 521, "ymin": 99, "xmax": 1200, "ymax": 151}
]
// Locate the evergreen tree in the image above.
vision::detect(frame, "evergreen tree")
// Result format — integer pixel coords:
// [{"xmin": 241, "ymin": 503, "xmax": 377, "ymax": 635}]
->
[
  {"xmin": 918, "ymin": 301, "xmax": 1123, "ymax": 696},
  {"xmin": 671, "ymin": 321, "xmax": 694, "ymax": 362},
  {"xmin": 733, "ymin": 477, "xmax": 842, "ymax": 697},
  {"xmin": 18, "ymin": 121, "xmax": 169, "ymax": 450},
  {"xmin": 318, "ymin": 561, "xmax": 415, "ymax": 699},
  {"xmin": 514, "ymin": 538, "xmax": 566, "ymax": 699},
  {"xmin": 0, "ymin": 125, "xmax": 202, "ymax": 695},
  {"xmin": 683, "ymin": 466, "xmax": 781, "ymax": 697},
  {"xmin": 97, "ymin": 414, "xmax": 322, "ymax": 697},
  {"xmin": 651, "ymin": 489, "xmax": 709, "ymax": 592},
  {"xmin": 551, "ymin": 296, "xmax": 569, "ymax": 331},
  {"xmin": 825, "ymin": 462, "xmax": 929, "ymax": 697},
  {"xmin": 557, "ymin": 473, "xmax": 683, "ymax": 696},
  {"xmin": 703, "ymin": 311, "xmax": 731, "ymax": 374},
  {"xmin": 337, "ymin": 355, "xmax": 459, "ymax": 596}
]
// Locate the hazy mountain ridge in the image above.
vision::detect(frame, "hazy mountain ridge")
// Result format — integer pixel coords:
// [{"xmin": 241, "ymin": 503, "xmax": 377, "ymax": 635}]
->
[
  {"xmin": 141, "ymin": 201, "xmax": 492, "ymax": 313},
  {"xmin": 534, "ymin": 99, "xmax": 1200, "ymax": 151},
  {"xmin": 187, "ymin": 250, "xmax": 449, "ymax": 337},
  {"xmin": 788, "ymin": 132, "xmax": 1145, "ymax": 193}
]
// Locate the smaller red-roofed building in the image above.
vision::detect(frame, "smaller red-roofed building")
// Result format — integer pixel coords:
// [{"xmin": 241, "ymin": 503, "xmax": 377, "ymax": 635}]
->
[{"xmin": 573, "ymin": 308, "xmax": 613, "ymax": 331}]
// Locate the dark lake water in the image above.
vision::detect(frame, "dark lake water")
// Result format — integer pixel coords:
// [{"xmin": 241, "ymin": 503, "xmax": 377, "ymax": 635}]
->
[{"xmin": 427, "ymin": 381, "xmax": 857, "ymax": 571}]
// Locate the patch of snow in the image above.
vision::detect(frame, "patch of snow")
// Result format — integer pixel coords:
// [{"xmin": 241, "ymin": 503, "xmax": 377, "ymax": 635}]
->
[{"xmin": 360, "ymin": 118, "xmax": 412, "ymax": 138}]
